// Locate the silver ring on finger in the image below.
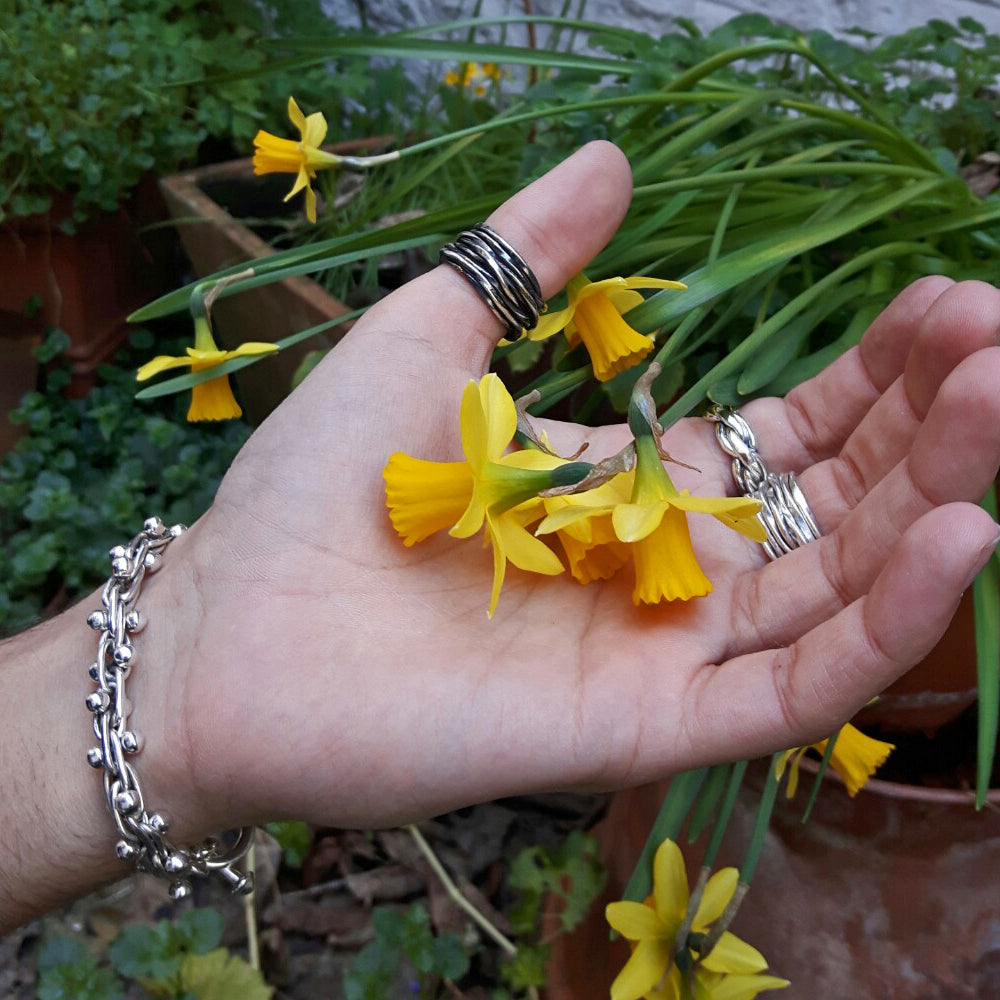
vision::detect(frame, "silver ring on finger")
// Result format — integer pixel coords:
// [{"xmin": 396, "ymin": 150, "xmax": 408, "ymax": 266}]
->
[
  {"xmin": 439, "ymin": 223, "xmax": 545, "ymax": 339},
  {"xmin": 705, "ymin": 404, "xmax": 822, "ymax": 560}
]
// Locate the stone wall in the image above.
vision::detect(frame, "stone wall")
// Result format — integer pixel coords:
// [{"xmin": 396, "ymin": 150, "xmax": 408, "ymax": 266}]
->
[{"xmin": 326, "ymin": 0, "xmax": 1000, "ymax": 39}]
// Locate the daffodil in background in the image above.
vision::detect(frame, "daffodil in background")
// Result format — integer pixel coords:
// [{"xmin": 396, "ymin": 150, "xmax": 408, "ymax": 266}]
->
[
  {"xmin": 527, "ymin": 273, "xmax": 687, "ymax": 382},
  {"xmin": 777, "ymin": 723, "xmax": 895, "ymax": 798},
  {"xmin": 136, "ymin": 315, "xmax": 277, "ymax": 422},
  {"xmin": 605, "ymin": 839, "xmax": 788, "ymax": 1000},
  {"xmin": 384, "ymin": 374, "xmax": 591, "ymax": 616},
  {"xmin": 253, "ymin": 97, "xmax": 342, "ymax": 223},
  {"xmin": 444, "ymin": 62, "xmax": 503, "ymax": 95}
]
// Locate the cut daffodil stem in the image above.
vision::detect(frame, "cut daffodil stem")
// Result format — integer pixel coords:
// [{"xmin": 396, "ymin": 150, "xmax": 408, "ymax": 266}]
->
[{"xmin": 696, "ymin": 754, "xmax": 781, "ymax": 962}]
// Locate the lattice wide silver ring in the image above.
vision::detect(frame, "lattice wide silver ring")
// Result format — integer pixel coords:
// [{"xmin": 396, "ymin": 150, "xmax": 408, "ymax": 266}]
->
[
  {"xmin": 705, "ymin": 404, "xmax": 822, "ymax": 561},
  {"xmin": 439, "ymin": 223, "xmax": 545, "ymax": 338}
]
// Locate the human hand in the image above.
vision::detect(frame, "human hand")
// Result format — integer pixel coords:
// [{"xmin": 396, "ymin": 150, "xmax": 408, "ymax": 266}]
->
[{"xmin": 158, "ymin": 142, "xmax": 1000, "ymax": 836}]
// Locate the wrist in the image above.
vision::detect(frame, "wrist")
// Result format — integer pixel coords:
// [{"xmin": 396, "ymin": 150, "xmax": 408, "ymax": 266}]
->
[{"xmin": 0, "ymin": 522, "xmax": 212, "ymax": 931}]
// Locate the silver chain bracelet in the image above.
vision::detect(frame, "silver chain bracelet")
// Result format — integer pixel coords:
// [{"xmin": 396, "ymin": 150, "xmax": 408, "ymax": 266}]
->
[
  {"xmin": 705, "ymin": 405, "xmax": 822, "ymax": 560},
  {"xmin": 85, "ymin": 517, "xmax": 254, "ymax": 900}
]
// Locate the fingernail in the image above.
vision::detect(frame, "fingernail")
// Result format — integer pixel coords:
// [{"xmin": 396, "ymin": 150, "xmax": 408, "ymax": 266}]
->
[{"xmin": 965, "ymin": 525, "xmax": 1000, "ymax": 588}]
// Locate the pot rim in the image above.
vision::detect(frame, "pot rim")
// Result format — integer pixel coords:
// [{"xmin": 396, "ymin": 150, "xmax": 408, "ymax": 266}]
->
[{"xmin": 798, "ymin": 755, "xmax": 1000, "ymax": 805}]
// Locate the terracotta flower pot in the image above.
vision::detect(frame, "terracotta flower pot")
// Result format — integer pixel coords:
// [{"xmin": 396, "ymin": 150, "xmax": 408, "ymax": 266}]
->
[
  {"xmin": 855, "ymin": 586, "xmax": 980, "ymax": 733},
  {"xmin": 547, "ymin": 763, "xmax": 1000, "ymax": 999},
  {"xmin": 0, "ymin": 175, "xmax": 171, "ymax": 395},
  {"xmin": 158, "ymin": 141, "xmax": 390, "ymax": 423}
]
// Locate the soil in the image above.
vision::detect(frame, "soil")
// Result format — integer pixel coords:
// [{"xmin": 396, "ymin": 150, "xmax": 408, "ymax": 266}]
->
[{"xmin": 0, "ymin": 793, "xmax": 608, "ymax": 999}]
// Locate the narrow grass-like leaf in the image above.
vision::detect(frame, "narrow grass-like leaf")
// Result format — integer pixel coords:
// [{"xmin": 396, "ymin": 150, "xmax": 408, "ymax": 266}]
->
[
  {"xmin": 740, "ymin": 755, "xmax": 781, "ymax": 887},
  {"xmin": 800, "ymin": 730, "xmax": 841, "ymax": 824},
  {"xmin": 621, "ymin": 768, "xmax": 707, "ymax": 904},
  {"xmin": 701, "ymin": 760, "xmax": 748, "ymax": 872},
  {"xmin": 687, "ymin": 764, "xmax": 731, "ymax": 843},
  {"xmin": 654, "ymin": 240, "xmax": 934, "ymax": 429},
  {"xmin": 976, "ymin": 483, "xmax": 1000, "ymax": 809}
]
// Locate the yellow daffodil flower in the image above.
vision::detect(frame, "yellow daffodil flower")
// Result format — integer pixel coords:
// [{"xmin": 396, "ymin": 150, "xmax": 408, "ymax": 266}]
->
[
  {"xmin": 445, "ymin": 62, "xmax": 502, "ymax": 89},
  {"xmin": 527, "ymin": 273, "xmax": 687, "ymax": 382},
  {"xmin": 384, "ymin": 374, "xmax": 590, "ymax": 616},
  {"xmin": 253, "ymin": 97, "xmax": 342, "ymax": 223},
  {"xmin": 543, "ymin": 472, "xmax": 633, "ymax": 584},
  {"xmin": 538, "ymin": 435, "xmax": 764, "ymax": 604},
  {"xmin": 136, "ymin": 316, "xmax": 277, "ymax": 422},
  {"xmin": 606, "ymin": 839, "xmax": 788, "ymax": 1000},
  {"xmin": 777, "ymin": 723, "xmax": 894, "ymax": 799}
]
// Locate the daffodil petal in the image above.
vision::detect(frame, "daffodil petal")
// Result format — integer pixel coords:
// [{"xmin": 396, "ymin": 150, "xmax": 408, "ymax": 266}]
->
[
  {"xmin": 305, "ymin": 184, "xmax": 317, "ymax": 224},
  {"xmin": 136, "ymin": 354, "xmax": 194, "ymax": 381},
  {"xmin": 477, "ymin": 374, "xmax": 517, "ymax": 463},
  {"xmin": 699, "ymin": 932, "xmax": 769, "ymax": 975},
  {"xmin": 692, "ymin": 867, "xmax": 738, "ymax": 930},
  {"xmin": 605, "ymin": 901, "xmax": 665, "ymax": 941},
  {"xmin": 286, "ymin": 165, "xmax": 311, "ymax": 199},
  {"xmin": 668, "ymin": 493, "xmax": 762, "ymax": 518},
  {"xmin": 487, "ymin": 527, "xmax": 506, "ymax": 618},
  {"xmin": 613, "ymin": 501, "xmax": 667, "ymax": 543},
  {"xmin": 647, "ymin": 964, "xmax": 683, "ymax": 1000},
  {"xmin": 652, "ymin": 839, "xmax": 689, "ymax": 930},
  {"xmin": 449, "ymin": 488, "xmax": 486, "ymax": 539},
  {"xmin": 604, "ymin": 288, "xmax": 645, "ymax": 315},
  {"xmin": 537, "ymin": 504, "xmax": 614, "ymax": 536},
  {"xmin": 700, "ymin": 973, "xmax": 790, "ymax": 1000},
  {"xmin": 499, "ymin": 448, "xmax": 566, "ymax": 471},
  {"xmin": 288, "ymin": 96, "xmax": 306, "ymax": 134},
  {"xmin": 620, "ymin": 276, "xmax": 688, "ymax": 292},
  {"xmin": 302, "ymin": 110, "xmax": 328, "ymax": 148},
  {"xmin": 527, "ymin": 304, "xmax": 575, "ymax": 341},
  {"xmin": 609, "ymin": 938, "xmax": 672, "ymax": 1000},
  {"xmin": 493, "ymin": 514, "xmax": 563, "ymax": 575}
]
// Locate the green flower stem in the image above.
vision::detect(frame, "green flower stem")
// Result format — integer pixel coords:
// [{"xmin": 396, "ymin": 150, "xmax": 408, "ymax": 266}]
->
[
  {"xmin": 701, "ymin": 760, "xmax": 748, "ymax": 873},
  {"xmin": 976, "ymin": 482, "xmax": 1000, "ymax": 809},
  {"xmin": 243, "ymin": 840, "xmax": 260, "ymax": 972},
  {"xmin": 404, "ymin": 824, "xmax": 517, "ymax": 957}
]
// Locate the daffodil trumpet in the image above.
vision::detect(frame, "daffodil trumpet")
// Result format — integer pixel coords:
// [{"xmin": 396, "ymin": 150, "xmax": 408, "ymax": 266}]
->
[{"xmin": 777, "ymin": 723, "xmax": 894, "ymax": 799}]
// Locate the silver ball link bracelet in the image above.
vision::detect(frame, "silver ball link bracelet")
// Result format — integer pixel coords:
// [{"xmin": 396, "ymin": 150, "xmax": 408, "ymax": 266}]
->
[{"xmin": 86, "ymin": 517, "xmax": 254, "ymax": 900}]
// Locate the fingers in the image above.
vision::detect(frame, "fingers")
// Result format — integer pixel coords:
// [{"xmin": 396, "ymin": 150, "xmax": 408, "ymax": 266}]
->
[
  {"xmin": 797, "ymin": 280, "xmax": 1000, "ymax": 529},
  {"xmin": 692, "ymin": 502, "xmax": 999, "ymax": 763},
  {"xmin": 735, "ymin": 276, "xmax": 954, "ymax": 472},
  {"xmin": 726, "ymin": 347, "xmax": 1000, "ymax": 653},
  {"xmin": 356, "ymin": 141, "xmax": 634, "ymax": 375}
]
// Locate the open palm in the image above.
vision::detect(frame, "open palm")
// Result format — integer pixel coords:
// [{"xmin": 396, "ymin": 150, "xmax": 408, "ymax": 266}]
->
[{"xmin": 175, "ymin": 143, "xmax": 1000, "ymax": 834}]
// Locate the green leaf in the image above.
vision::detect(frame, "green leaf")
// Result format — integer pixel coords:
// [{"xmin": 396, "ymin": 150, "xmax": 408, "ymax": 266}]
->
[
  {"xmin": 38, "ymin": 935, "xmax": 89, "ymax": 971},
  {"xmin": 687, "ymin": 763, "xmax": 731, "ymax": 842},
  {"xmin": 622, "ymin": 768, "xmax": 706, "ymax": 903},
  {"xmin": 179, "ymin": 948, "xmax": 272, "ymax": 1000},
  {"xmin": 976, "ymin": 483, "xmax": 1000, "ymax": 809},
  {"xmin": 500, "ymin": 943, "xmax": 550, "ymax": 990},
  {"xmin": 801, "ymin": 729, "xmax": 841, "ymax": 823},
  {"xmin": 266, "ymin": 820, "xmax": 313, "ymax": 868},
  {"xmin": 174, "ymin": 908, "xmax": 225, "ymax": 955},
  {"xmin": 432, "ymin": 934, "xmax": 471, "ymax": 981},
  {"xmin": 109, "ymin": 923, "xmax": 179, "ymax": 981}
]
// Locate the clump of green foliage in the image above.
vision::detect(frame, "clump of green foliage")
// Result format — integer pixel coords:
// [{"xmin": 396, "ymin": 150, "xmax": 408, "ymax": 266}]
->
[
  {"xmin": 37, "ymin": 907, "xmax": 270, "ymax": 999},
  {"xmin": 0, "ymin": 0, "xmax": 336, "ymax": 227},
  {"xmin": 0, "ymin": 328, "xmax": 250, "ymax": 635},
  {"xmin": 344, "ymin": 831, "xmax": 605, "ymax": 999}
]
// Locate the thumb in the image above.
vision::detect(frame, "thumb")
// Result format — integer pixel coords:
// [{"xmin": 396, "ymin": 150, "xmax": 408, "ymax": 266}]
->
[{"xmin": 350, "ymin": 140, "xmax": 634, "ymax": 378}]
